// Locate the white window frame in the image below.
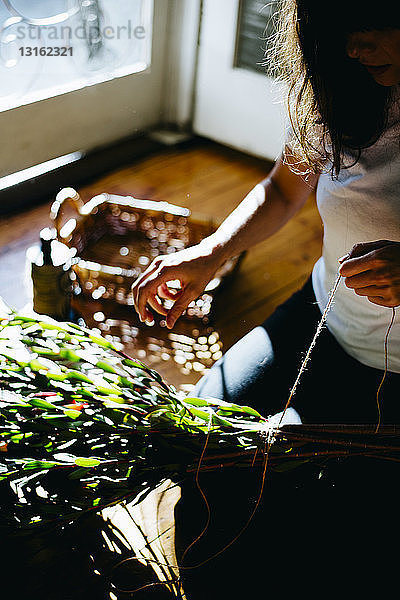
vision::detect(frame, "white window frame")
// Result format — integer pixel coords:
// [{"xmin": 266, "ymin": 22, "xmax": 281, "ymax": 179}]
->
[{"xmin": 0, "ymin": 0, "xmax": 202, "ymax": 179}]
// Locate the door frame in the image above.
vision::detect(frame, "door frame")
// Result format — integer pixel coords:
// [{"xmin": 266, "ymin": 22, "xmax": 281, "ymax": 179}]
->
[{"xmin": 193, "ymin": 0, "xmax": 285, "ymax": 161}]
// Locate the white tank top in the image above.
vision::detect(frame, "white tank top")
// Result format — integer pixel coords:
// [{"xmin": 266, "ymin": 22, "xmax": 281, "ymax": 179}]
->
[{"xmin": 312, "ymin": 87, "xmax": 400, "ymax": 373}]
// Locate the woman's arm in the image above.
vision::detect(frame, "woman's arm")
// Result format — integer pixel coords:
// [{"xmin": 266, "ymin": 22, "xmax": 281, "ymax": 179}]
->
[
  {"xmin": 132, "ymin": 150, "xmax": 320, "ymax": 328},
  {"xmin": 204, "ymin": 152, "xmax": 319, "ymax": 264}
]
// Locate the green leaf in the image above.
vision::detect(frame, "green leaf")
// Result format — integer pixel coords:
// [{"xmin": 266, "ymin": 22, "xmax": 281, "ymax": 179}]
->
[
  {"xmin": 96, "ymin": 385, "xmax": 123, "ymax": 396},
  {"xmin": 184, "ymin": 397, "xmax": 209, "ymax": 407},
  {"xmin": 12, "ymin": 316, "xmax": 36, "ymax": 324},
  {"xmin": 10, "ymin": 432, "xmax": 34, "ymax": 443},
  {"xmin": 74, "ymin": 457, "xmax": 101, "ymax": 468},
  {"xmin": 212, "ymin": 413, "xmax": 234, "ymax": 428},
  {"xmin": 65, "ymin": 370, "xmax": 93, "ymax": 384},
  {"xmin": 239, "ymin": 405, "xmax": 263, "ymax": 417},
  {"xmin": 102, "ymin": 396, "xmax": 128, "ymax": 406},
  {"xmin": 31, "ymin": 346, "xmax": 59, "ymax": 357},
  {"xmin": 146, "ymin": 407, "xmax": 171, "ymax": 420},
  {"xmin": 23, "ymin": 460, "xmax": 60, "ymax": 470},
  {"xmin": 217, "ymin": 404, "xmax": 262, "ymax": 418},
  {"xmin": 96, "ymin": 360, "xmax": 119, "ymax": 374},
  {"xmin": 63, "ymin": 409, "xmax": 82, "ymax": 420},
  {"xmin": 60, "ymin": 349, "xmax": 82, "ymax": 362},
  {"xmin": 45, "ymin": 372, "xmax": 67, "ymax": 382},
  {"xmin": 88, "ymin": 334, "xmax": 114, "ymax": 349},
  {"xmin": 29, "ymin": 398, "xmax": 58, "ymax": 411},
  {"xmin": 123, "ymin": 358, "xmax": 144, "ymax": 367},
  {"xmin": 188, "ymin": 408, "xmax": 212, "ymax": 422}
]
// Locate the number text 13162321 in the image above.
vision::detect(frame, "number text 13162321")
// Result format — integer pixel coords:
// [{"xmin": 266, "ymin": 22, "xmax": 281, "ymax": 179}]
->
[{"xmin": 19, "ymin": 47, "xmax": 73, "ymax": 57}]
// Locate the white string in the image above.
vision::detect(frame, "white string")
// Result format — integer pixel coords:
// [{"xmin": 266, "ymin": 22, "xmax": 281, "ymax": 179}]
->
[
  {"xmin": 374, "ymin": 306, "xmax": 396, "ymax": 433},
  {"xmin": 278, "ymin": 272, "xmax": 342, "ymax": 427}
]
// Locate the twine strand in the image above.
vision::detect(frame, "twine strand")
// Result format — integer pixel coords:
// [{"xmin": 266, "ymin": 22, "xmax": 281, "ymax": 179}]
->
[
  {"xmin": 375, "ymin": 306, "xmax": 396, "ymax": 433},
  {"xmin": 278, "ymin": 272, "xmax": 343, "ymax": 427}
]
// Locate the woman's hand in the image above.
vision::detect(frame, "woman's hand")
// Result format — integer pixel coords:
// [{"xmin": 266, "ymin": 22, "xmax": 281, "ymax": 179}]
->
[
  {"xmin": 339, "ymin": 240, "xmax": 400, "ymax": 307},
  {"xmin": 131, "ymin": 242, "xmax": 225, "ymax": 329}
]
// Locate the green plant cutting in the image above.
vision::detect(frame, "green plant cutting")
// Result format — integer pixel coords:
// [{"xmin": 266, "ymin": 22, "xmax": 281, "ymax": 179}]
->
[
  {"xmin": 0, "ymin": 306, "xmax": 274, "ymax": 528},
  {"xmin": 1, "ymin": 306, "xmax": 397, "ymax": 531}
]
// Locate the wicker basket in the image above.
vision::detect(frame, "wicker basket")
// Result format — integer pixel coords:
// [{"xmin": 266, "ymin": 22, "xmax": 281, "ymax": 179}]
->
[{"xmin": 51, "ymin": 188, "xmax": 243, "ymax": 323}]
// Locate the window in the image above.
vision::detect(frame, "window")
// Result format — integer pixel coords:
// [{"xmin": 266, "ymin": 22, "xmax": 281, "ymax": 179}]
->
[
  {"xmin": 0, "ymin": 0, "xmax": 153, "ymax": 112},
  {"xmin": 235, "ymin": 0, "xmax": 278, "ymax": 75}
]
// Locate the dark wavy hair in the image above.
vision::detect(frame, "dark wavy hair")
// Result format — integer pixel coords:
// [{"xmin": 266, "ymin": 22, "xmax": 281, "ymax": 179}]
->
[{"xmin": 271, "ymin": 0, "xmax": 400, "ymax": 177}]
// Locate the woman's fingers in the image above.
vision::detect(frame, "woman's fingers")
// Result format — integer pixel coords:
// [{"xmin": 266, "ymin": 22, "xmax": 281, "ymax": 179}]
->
[
  {"xmin": 339, "ymin": 251, "xmax": 383, "ymax": 278},
  {"xmin": 132, "ymin": 259, "xmax": 191, "ymax": 325},
  {"xmin": 157, "ymin": 282, "xmax": 182, "ymax": 301},
  {"xmin": 367, "ymin": 296, "xmax": 398, "ymax": 307},
  {"xmin": 353, "ymin": 285, "xmax": 390, "ymax": 297},
  {"xmin": 341, "ymin": 240, "xmax": 392, "ymax": 262},
  {"xmin": 344, "ymin": 270, "xmax": 379, "ymax": 289},
  {"xmin": 352, "ymin": 287, "xmax": 400, "ymax": 307},
  {"xmin": 339, "ymin": 240, "xmax": 396, "ymax": 278},
  {"xmin": 133, "ymin": 258, "xmax": 161, "ymax": 291},
  {"xmin": 338, "ymin": 241, "xmax": 400, "ymax": 308},
  {"xmin": 147, "ymin": 294, "xmax": 169, "ymax": 317},
  {"xmin": 136, "ymin": 280, "xmax": 164, "ymax": 322},
  {"xmin": 165, "ymin": 287, "xmax": 197, "ymax": 329},
  {"xmin": 131, "ymin": 245, "xmax": 216, "ymax": 327},
  {"xmin": 134, "ymin": 265, "xmax": 178, "ymax": 322},
  {"xmin": 132, "ymin": 261, "xmax": 161, "ymax": 314}
]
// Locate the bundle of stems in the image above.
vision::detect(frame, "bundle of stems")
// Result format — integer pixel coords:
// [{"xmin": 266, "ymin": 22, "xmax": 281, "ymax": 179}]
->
[
  {"xmin": 190, "ymin": 423, "xmax": 400, "ymax": 473},
  {"xmin": 1, "ymin": 308, "xmax": 399, "ymax": 529},
  {"xmin": 0, "ymin": 309, "xmax": 271, "ymax": 528}
]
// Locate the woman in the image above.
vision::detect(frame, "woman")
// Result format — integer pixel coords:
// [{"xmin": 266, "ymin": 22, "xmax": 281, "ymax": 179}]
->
[
  {"xmin": 133, "ymin": 0, "xmax": 400, "ymax": 426},
  {"xmin": 133, "ymin": 2, "xmax": 400, "ymax": 594}
]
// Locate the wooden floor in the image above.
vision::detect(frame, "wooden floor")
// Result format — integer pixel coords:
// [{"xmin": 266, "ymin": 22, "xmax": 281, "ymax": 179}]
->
[{"xmin": 0, "ymin": 138, "xmax": 322, "ymax": 391}]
